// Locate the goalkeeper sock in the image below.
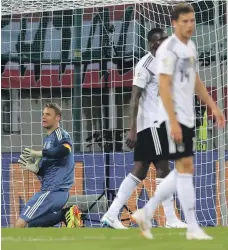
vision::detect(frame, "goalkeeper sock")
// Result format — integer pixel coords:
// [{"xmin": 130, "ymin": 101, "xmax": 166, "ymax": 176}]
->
[
  {"xmin": 144, "ymin": 170, "xmax": 177, "ymax": 219},
  {"xmin": 107, "ymin": 173, "xmax": 141, "ymax": 218},
  {"xmin": 176, "ymin": 173, "xmax": 199, "ymax": 231},
  {"xmin": 156, "ymin": 178, "xmax": 179, "ymax": 224}
]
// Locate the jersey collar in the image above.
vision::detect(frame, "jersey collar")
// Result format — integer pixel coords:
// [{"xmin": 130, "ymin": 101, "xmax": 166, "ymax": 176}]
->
[
  {"xmin": 172, "ymin": 33, "xmax": 190, "ymax": 47},
  {"xmin": 149, "ymin": 51, "xmax": 155, "ymax": 58},
  {"xmin": 46, "ymin": 126, "xmax": 61, "ymax": 137}
]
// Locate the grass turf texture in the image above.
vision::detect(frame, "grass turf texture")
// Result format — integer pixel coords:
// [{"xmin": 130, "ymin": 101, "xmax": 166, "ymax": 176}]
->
[{"xmin": 2, "ymin": 227, "xmax": 228, "ymax": 250}]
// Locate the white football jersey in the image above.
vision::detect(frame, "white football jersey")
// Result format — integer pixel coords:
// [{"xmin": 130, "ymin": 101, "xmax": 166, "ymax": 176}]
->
[
  {"xmin": 156, "ymin": 34, "xmax": 198, "ymax": 128},
  {"xmin": 133, "ymin": 52, "xmax": 159, "ymax": 133}
]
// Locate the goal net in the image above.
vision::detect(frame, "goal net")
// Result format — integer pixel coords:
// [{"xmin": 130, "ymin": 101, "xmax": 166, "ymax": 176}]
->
[{"xmin": 1, "ymin": 0, "xmax": 227, "ymax": 227}]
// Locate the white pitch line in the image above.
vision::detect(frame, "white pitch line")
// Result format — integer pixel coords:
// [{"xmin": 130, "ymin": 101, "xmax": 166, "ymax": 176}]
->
[
  {"xmin": 2, "ymin": 236, "xmax": 129, "ymax": 242},
  {"xmin": 2, "ymin": 232, "xmax": 186, "ymax": 242}
]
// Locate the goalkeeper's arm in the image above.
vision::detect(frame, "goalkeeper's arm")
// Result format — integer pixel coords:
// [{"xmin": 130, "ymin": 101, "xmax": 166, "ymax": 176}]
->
[
  {"xmin": 42, "ymin": 143, "xmax": 71, "ymax": 158},
  {"xmin": 23, "ymin": 143, "xmax": 71, "ymax": 159}
]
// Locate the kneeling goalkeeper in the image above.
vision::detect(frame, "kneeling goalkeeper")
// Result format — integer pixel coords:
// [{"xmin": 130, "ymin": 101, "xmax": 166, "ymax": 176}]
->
[{"xmin": 15, "ymin": 103, "xmax": 81, "ymax": 228}]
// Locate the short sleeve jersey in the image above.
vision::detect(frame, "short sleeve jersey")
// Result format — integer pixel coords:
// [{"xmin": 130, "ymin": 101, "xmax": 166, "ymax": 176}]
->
[
  {"xmin": 156, "ymin": 34, "xmax": 198, "ymax": 128},
  {"xmin": 133, "ymin": 52, "xmax": 159, "ymax": 132}
]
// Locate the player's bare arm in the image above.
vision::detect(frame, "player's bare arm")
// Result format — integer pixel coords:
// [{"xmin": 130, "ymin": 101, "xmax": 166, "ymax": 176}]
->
[
  {"xmin": 159, "ymin": 73, "xmax": 182, "ymax": 143},
  {"xmin": 126, "ymin": 86, "xmax": 143, "ymax": 149},
  {"xmin": 195, "ymin": 73, "xmax": 225, "ymax": 128}
]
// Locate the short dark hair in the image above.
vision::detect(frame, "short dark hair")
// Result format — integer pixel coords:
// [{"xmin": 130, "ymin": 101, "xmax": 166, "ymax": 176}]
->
[
  {"xmin": 147, "ymin": 28, "xmax": 164, "ymax": 42},
  {"xmin": 44, "ymin": 103, "xmax": 61, "ymax": 117},
  {"xmin": 171, "ymin": 3, "xmax": 194, "ymax": 21}
]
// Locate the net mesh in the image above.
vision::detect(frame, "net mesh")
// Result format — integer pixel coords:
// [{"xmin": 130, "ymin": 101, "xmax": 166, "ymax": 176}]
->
[
  {"xmin": 1, "ymin": 0, "xmax": 227, "ymax": 227},
  {"xmin": 1, "ymin": 0, "xmax": 190, "ymax": 16}
]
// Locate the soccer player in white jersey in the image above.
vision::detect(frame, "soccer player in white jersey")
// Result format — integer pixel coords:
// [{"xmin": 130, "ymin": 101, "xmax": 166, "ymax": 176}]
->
[
  {"xmin": 101, "ymin": 28, "xmax": 187, "ymax": 229},
  {"xmin": 131, "ymin": 3, "xmax": 225, "ymax": 240}
]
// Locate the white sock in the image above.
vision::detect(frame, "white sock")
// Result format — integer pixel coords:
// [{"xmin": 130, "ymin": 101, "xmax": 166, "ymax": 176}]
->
[
  {"xmin": 107, "ymin": 173, "xmax": 141, "ymax": 218},
  {"xmin": 162, "ymin": 196, "xmax": 179, "ymax": 224},
  {"xmin": 144, "ymin": 170, "xmax": 177, "ymax": 219},
  {"xmin": 176, "ymin": 173, "xmax": 199, "ymax": 231},
  {"xmin": 156, "ymin": 178, "xmax": 179, "ymax": 224}
]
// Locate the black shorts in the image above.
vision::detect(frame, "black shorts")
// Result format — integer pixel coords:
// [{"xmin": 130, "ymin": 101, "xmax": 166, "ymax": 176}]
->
[{"xmin": 134, "ymin": 122, "xmax": 195, "ymax": 163}]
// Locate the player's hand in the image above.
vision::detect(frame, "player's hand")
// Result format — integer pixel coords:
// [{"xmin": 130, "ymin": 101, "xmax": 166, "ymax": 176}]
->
[
  {"xmin": 126, "ymin": 128, "xmax": 137, "ymax": 149},
  {"xmin": 212, "ymin": 108, "xmax": 226, "ymax": 128},
  {"xmin": 21, "ymin": 152, "xmax": 33, "ymax": 162},
  {"xmin": 170, "ymin": 121, "xmax": 182, "ymax": 144},
  {"xmin": 23, "ymin": 148, "xmax": 42, "ymax": 159},
  {"xmin": 18, "ymin": 154, "xmax": 39, "ymax": 174}
]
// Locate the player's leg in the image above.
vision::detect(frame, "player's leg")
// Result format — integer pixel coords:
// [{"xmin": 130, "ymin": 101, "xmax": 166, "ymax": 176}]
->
[
  {"xmin": 175, "ymin": 159, "xmax": 212, "ymax": 239},
  {"xmin": 101, "ymin": 126, "xmax": 182, "ymax": 230},
  {"xmin": 101, "ymin": 161, "xmax": 149, "ymax": 229},
  {"xmin": 175, "ymin": 156, "xmax": 197, "ymax": 229},
  {"xmin": 27, "ymin": 205, "xmax": 82, "ymax": 228},
  {"xmin": 28, "ymin": 191, "xmax": 81, "ymax": 228},
  {"xmin": 28, "ymin": 210, "xmax": 65, "ymax": 227},
  {"xmin": 15, "ymin": 218, "xmax": 27, "ymax": 228},
  {"xmin": 174, "ymin": 124, "xmax": 212, "ymax": 239},
  {"xmin": 133, "ymin": 123, "xmax": 212, "ymax": 239},
  {"xmin": 131, "ymin": 123, "xmax": 179, "ymax": 238},
  {"xmin": 15, "ymin": 192, "xmax": 48, "ymax": 228},
  {"xmin": 103, "ymin": 160, "xmax": 185, "ymax": 229},
  {"xmin": 16, "ymin": 190, "xmax": 70, "ymax": 228},
  {"xmin": 132, "ymin": 167, "xmax": 177, "ymax": 239},
  {"xmin": 101, "ymin": 128, "xmax": 153, "ymax": 229},
  {"xmin": 29, "ymin": 190, "xmax": 81, "ymax": 228},
  {"xmin": 156, "ymin": 160, "xmax": 187, "ymax": 228}
]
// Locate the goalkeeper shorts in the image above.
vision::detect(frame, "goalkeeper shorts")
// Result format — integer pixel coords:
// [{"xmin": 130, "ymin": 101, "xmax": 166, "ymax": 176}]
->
[{"xmin": 20, "ymin": 190, "xmax": 69, "ymax": 223}]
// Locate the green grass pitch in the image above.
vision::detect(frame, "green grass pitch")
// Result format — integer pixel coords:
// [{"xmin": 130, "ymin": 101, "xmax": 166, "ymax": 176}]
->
[{"xmin": 2, "ymin": 227, "xmax": 228, "ymax": 250}]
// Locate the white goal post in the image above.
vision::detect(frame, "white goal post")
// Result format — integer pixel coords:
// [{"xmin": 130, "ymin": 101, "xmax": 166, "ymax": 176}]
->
[{"xmin": 1, "ymin": 0, "xmax": 227, "ymax": 227}]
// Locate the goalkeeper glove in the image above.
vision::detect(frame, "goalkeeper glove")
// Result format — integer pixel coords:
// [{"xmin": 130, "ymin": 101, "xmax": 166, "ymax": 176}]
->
[
  {"xmin": 22, "ymin": 148, "xmax": 42, "ymax": 159},
  {"xmin": 18, "ymin": 154, "xmax": 40, "ymax": 174}
]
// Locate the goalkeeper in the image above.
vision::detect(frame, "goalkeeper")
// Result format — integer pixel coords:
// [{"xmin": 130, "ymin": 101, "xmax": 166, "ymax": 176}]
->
[{"xmin": 15, "ymin": 103, "xmax": 82, "ymax": 228}]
